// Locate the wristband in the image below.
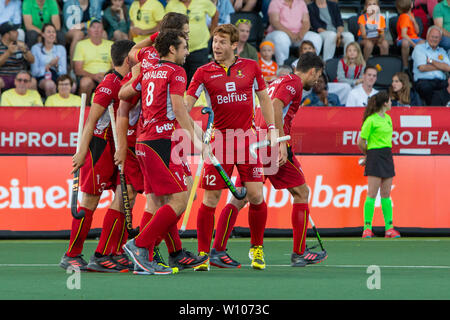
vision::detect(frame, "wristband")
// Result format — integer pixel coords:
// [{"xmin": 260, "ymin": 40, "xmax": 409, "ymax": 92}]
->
[
  {"xmin": 267, "ymin": 124, "xmax": 275, "ymax": 130},
  {"xmin": 150, "ymin": 31, "xmax": 159, "ymax": 42}
]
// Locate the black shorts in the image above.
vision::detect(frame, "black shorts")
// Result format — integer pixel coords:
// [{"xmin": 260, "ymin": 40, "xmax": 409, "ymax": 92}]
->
[{"xmin": 364, "ymin": 147, "xmax": 395, "ymax": 178}]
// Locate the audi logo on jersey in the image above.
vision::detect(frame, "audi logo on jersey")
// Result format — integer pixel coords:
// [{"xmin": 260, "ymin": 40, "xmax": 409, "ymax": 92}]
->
[
  {"xmin": 286, "ymin": 85, "xmax": 296, "ymax": 95},
  {"xmin": 99, "ymin": 87, "xmax": 112, "ymax": 95}
]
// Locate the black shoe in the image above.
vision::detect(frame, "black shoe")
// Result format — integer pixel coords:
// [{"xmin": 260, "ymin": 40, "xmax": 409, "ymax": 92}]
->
[
  {"xmin": 301, "ymin": 248, "xmax": 328, "ymax": 265},
  {"xmin": 59, "ymin": 254, "xmax": 88, "ymax": 271},
  {"xmin": 210, "ymin": 248, "xmax": 241, "ymax": 268},
  {"xmin": 112, "ymin": 253, "xmax": 135, "ymax": 271},
  {"xmin": 168, "ymin": 249, "xmax": 209, "ymax": 270},
  {"xmin": 86, "ymin": 254, "xmax": 129, "ymax": 273},
  {"xmin": 290, "ymin": 252, "xmax": 307, "ymax": 267}
]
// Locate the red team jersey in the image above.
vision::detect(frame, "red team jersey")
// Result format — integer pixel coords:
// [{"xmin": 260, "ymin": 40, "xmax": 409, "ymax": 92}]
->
[
  {"xmin": 187, "ymin": 57, "xmax": 266, "ymax": 132},
  {"xmin": 92, "ymin": 71, "xmax": 125, "ymax": 141},
  {"xmin": 260, "ymin": 73, "xmax": 303, "ymax": 136},
  {"xmin": 120, "ymin": 72, "xmax": 141, "ymax": 148},
  {"xmin": 132, "ymin": 60, "xmax": 187, "ymax": 141}
]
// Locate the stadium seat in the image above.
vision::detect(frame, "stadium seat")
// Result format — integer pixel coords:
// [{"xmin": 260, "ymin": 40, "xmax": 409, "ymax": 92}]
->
[
  {"xmin": 347, "ymin": 15, "xmax": 360, "ymax": 41},
  {"xmin": 338, "ymin": 0, "xmax": 362, "ymax": 14},
  {"xmin": 325, "ymin": 57, "xmax": 340, "ymax": 82},
  {"xmin": 230, "ymin": 12, "xmax": 265, "ymax": 48},
  {"xmin": 379, "ymin": 0, "xmax": 396, "ymax": 10},
  {"xmin": 367, "ymin": 55, "xmax": 403, "ymax": 90}
]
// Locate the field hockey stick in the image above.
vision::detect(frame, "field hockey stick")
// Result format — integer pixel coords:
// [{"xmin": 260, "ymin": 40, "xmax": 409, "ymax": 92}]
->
[
  {"xmin": 180, "ymin": 107, "xmax": 214, "ymax": 232},
  {"xmin": 249, "ymin": 135, "xmax": 291, "ymax": 159},
  {"xmin": 108, "ymin": 104, "xmax": 139, "ymax": 238},
  {"xmin": 70, "ymin": 93, "xmax": 87, "ymax": 219},
  {"xmin": 308, "ymin": 215, "xmax": 325, "ymax": 252}
]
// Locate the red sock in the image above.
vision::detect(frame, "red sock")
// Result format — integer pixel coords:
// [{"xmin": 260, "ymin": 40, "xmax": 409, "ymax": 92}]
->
[
  {"xmin": 196, "ymin": 203, "xmax": 216, "ymax": 253},
  {"xmin": 213, "ymin": 204, "xmax": 240, "ymax": 251},
  {"xmin": 66, "ymin": 207, "xmax": 94, "ymax": 257},
  {"xmin": 248, "ymin": 201, "xmax": 267, "ymax": 247},
  {"xmin": 164, "ymin": 215, "xmax": 182, "ymax": 254},
  {"xmin": 95, "ymin": 209, "xmax": 124, "ymax": 256},
  {"xmin": 140, "ymin": 211, "xmax": 154, "ymax": 232},
  {"xmin": 134, "ymin": 204, "xmax": 178, "ymax": 260},
  {"xmin": 291, "ymin": 203, "xmax": 310, "ymax": 255}
]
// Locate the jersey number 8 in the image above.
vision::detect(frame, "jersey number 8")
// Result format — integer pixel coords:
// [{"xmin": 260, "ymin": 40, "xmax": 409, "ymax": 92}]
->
[{"xmin": 146, "ymin": 82, "xmax": 155, "ymax": 106}]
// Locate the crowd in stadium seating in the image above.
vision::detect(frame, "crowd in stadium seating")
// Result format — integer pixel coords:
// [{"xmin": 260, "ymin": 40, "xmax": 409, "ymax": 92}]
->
[{"xmin": 0, "ymin": 0, "xmax": 448, "ymax": 107}]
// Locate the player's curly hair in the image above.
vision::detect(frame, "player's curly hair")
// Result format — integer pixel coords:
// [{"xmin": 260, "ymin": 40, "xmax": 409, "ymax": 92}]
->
[
  {"xmin": 154, "ymin": 29, "xmax": 188, "ymax": 58},
  {"xmin": 213, "ymin": 24, "xmax": 239, "ymax": 44}
]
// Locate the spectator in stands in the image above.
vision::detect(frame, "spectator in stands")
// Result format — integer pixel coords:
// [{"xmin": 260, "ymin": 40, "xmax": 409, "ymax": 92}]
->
[
  {"xmin": 265, "ymin": 0, "xmax": 322, "ymax": 65},
  {"xmin": 307, "ymin": 0, "xmax": 355, "ymax": 61},
  {"xmin": 235, "ymin": 18, "xmax": 258, "ymax": 60},
  {"xmin": 276, "ymin": 64, "xmax": 293, "ymax": 77},
  {"xmin": 337, "ymin": 42, "xmax": 365, "ymax": 87},
  {"xmin": 345, "ymin": 65, "xmax": 378, "ymax": 107},
  {"xmin": 22, "ymin": 0, "xmax": 64, "ymax": 49},
  {"xmin": 357, "ymin": 0, "xmax": 389, "ymax": 61},
  {"xmin": 213, "ymin": 0, "xmax": 235, "ymax": 25},
  {"xmin": 290, "ymin": 40, "xmax": 316, "ymax": 70},
  {"xmin": 396, "ymin": 0, "xmax": 425, "ymax": 70},
  {"xmin": 0, "ymin": 70, "xmax": 43, "ymax": 106},
  {"xmin": 72, "ymin": 19, "xmax": 113, "ymax": 103},
  {"xmin": 432, "ymin": 0, "xmax": 450, "ymax": 51},
  {"xmin": 431, "ymin": 76, "xmax": 450, "ymax": 106},
  {"xmin": 63, "ymin": 0, "xmax": 103, "ymax": 63},
  {"xmin": 302, "ymin": 73, "xmax": 341, "ymax": 106},
  {"xmin": 0, "ymin": 0, "xmax": 25, "ymax": 42},
  {"xmin": 259, "ymin": 40, "xmax": 278, "ymax": 83},
  {"xmin": 165, "ymin": 0, "xmax": 219, "ymax": 83},
  {"xmin": 389, "ymin": 71, "xmax": 422, "ymax": 106},
  {"xmin": 230, "ymin": 0, "xmax": 257, "ymax": 12},
  {"xmin": 31, "ymin": 23, "xmax": 67, "ymax": 99},
  {"xmin": 45, "ymin": 74, "xmax": 82, "ymax": 106},
  {"xmin": 411, "ymin": 25, "xmax": 450, "ymax": 105},
  {"xmin": 103, "ymin": 0, "xmax": 131, "ymax": 41},
  {"xmin": 129, "ymin": 0, "xmax": 165, "ymax": 44},
  {"xmin": 0, "ymin": 22, "xmax": 35, "ymax": 91}
]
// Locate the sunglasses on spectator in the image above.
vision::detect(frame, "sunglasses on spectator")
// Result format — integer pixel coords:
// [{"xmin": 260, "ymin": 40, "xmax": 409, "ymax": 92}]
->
[
  {"xmin": 16, "ymin": 78, "xmax": 30, "ymax": 83},
  {"xmin": 39, "ymin": 11, "xmax": 44, "ymax": 23},
  {"xmin": 235, "ymin": 18, "xmax": 251, "ymax": 26},
  {"xmin": 137, "ymin": 9, "xmax": 141, "ymax": 21}
]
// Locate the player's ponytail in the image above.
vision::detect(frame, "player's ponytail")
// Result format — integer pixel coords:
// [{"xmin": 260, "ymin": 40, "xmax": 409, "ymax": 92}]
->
[{"xmin": 363, "ymin": 91, "xmax": 389, "ymax": 123}]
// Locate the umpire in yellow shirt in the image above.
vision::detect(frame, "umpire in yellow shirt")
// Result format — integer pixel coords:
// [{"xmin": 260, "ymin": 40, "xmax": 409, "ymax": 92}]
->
[
  {"xmin": 1, "ymin": 71, "xmax": 43, "ymax": 106},
  {"xmin": 165, "ymin": 0, "xmax": 219, "ymax": 83},
  {"xmin": 129, "ymin": 0, "xmax": 165, "ymax": 43}
]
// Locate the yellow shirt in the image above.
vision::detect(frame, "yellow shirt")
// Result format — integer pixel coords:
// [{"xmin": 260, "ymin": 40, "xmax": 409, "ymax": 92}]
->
[
  {"xmin": 45, "ymin": 93, "xmax": 82, "ymax": 107},
  {"xmin": 129, "ymin": 0, "xmax": 165, "ymax": 43},
  {"xmin": 165, "ymin": 0, "xmax": 217, "ymax": 52},
  {"xmin": 0, "ymin": 89, "xmax": 43, "ymax": 106},
  {"xmin": 73, "ymin": 39, "xmax": 113, "ymax": 74}
]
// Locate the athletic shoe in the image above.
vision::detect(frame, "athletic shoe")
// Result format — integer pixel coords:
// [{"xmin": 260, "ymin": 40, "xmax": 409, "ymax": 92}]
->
[
  {"xmin": 210, "ymin": 248, "xmax": 241, "ymax": 268},
  {"xmin": 86, "ymin": 254, "xmax": 129, "ymax": 273},
  {"xmin": 112, "ymin": 253, "xmax": 134, "ymax": 271},
  {"xmin": 290, "ymin": 252, "xmax": 307, "ymax": 267},
  {"xmin": 250, "ymin": 245, "xmax": 265, "ymax": 270},
  {"xmin": 169, "ymin": 249, "xmax": 209, "ymax": 270},
  {"xmin": 59, "ymin": 254, "xmax": 88, "ymax": 272},
  {"xmin": 193, "ymin": 252, "xmax": 210, "ymax": 271},
  {"xmin": 362, "ymin": 228, "xmax": 374, "ymax": 238},
  {"xmin": 385, "ymin": 228, "xmax": 401, "ymax": 238},
  {"xmin": 301, "ymin": 248, "xmax": 328, "ymax": 265},
  {"xmin": 123, "ymin": 239, "xmax": 175, "ymax": 275},
  {"xmin": 248, "ymin": 246, "xmax": 255, "ymax": 261},
  {"xmin": 153, "ymin": 246, "xmax": 168, "ymax": 266}
]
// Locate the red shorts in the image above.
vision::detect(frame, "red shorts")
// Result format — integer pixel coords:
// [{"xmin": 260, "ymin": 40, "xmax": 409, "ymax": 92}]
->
[
  {"xmin": 200, "ymin": 135, "xmax": 263, "ymax": 190},
  {"xmin": 136, "ymin": 139, "xmax": 188, "ymax": 196},
  {"xmin": 80, "ymin": 136, "xmax": 117, "ymax": 196},
  {"xmin": 264, "ymin": 146, "xmax": 306, "ymax": 189},
  {"xmin": 121, "ymin": 147, "xmax": 144, "ymax": 194}
]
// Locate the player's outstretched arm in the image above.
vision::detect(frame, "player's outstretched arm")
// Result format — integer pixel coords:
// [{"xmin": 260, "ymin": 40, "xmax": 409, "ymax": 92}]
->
[
  {"xmin": 71, "ymin": 104, "xmax": 107, "ymax": 174},
  {"xmin": 256, "ymin": 89, "xmax": 278, "ymax": 146}
]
